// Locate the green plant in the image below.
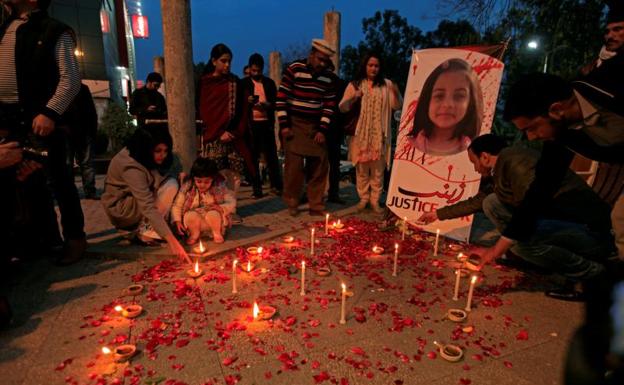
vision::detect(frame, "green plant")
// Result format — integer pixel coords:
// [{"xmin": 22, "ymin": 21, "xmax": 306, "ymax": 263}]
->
[{"xmin": 100, "ymin": 102, "xmax": 135, "ymax": 152}]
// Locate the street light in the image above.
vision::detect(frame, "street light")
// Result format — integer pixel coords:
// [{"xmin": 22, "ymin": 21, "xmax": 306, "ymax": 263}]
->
[
  {"xmin": 527, "ymin": 40, "xmax": 538, "ymax": 50},
  {"xmin": 525, "ymin": 39, "xmax": 567, "ymax": 73}
]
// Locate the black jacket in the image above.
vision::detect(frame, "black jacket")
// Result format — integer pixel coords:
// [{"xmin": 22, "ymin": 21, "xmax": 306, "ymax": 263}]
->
[
  {"xmin": 240, "ymin": 76, "xmax": 277, "ymax": 127},
  {"xmin": 0, "ymin": 11, "xmax": 73, "ymax": 121},
  {"xmin": 129, "ymin": 87, "xmax": 167, "ymax": 124},
  {"xmin": 65, "ymin": 84, "xmax": 97, "ymax": 144}
]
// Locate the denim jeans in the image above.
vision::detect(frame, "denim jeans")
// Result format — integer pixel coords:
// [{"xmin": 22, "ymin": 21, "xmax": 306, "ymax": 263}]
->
[
  {"xmin": 72, "ymin": 135, "xmax": 97, "ymax": 196},
  {"xmin": 482, "ymin": 193, "xmax": 610, "ymax": 280}
]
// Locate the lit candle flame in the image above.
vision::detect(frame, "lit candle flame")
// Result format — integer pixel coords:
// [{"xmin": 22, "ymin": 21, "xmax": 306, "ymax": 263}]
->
[
  {"xmin": 114, "ymin": 305, "xmax": 123, "ymax": 312},
  {"xmin": 436, "ymin": 229, "xmax": 440, "ymax": 235},
  {"xmin": 253, "ymin": 302, "xmax": 260, "ymax": 319},
  {"xmin": 199, "ymin": 240, "xmax": 205, "ymax": 253},
  {"xmin": 337, "ymin": 219, "xmax": 341, "ymax": 226},
  {"xmin": 394, "ymin": 243, "xmax": 399, "ymax": 250},
  {"xmin": 233, "ymin": 259, "xmax": 238, "ymax": 267},
  {"xmin": 302, "ymin": 260, "xmax": 305, "ymax": 269},
  {"xmin": 102, "ymin": 346, "xmax": 111, "ymax": 354},
  {"xmin": 471, "ymin": 275, "xmax": 477, "ymax": 284},
  {"xmin": 341, "ymin": 282, "xmax": 346, "ymax": 292},
  {"xmin": 458, "ymin": 252, "xmax": 464, "ymax": 260},
  {"xmin": 247, "ymin": 261, "xmax": 252, "ymax": 272},
  {"xmin": 257, "ymin": 246, "xmax": 263, "ymax": 254},
  {"xmin": 326, "ymin": 213, "xmax": 329, "ymax": 220},
  {"xmin": 194, "ymin": 261, "xmax": 199, "ymax": 273}
]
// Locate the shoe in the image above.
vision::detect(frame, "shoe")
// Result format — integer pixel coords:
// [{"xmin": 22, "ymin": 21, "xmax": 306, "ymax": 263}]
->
[
  {"xmin": 327, "ymin": 196, "xmax": 346, "ymax": 204},
  {"xmin": 356, "ymin": 200, "xmax": 368, "ymax": 211},
  {"xmin": 288, "ymin": 208, "xmax": 299, "ymax": 217},
  {"xmin": 309, "ymin": 209, "xmax": 325, "ymax": 217},
  {"xmin": 56, "ymin": 238, "xmax": 87, "ymax": 266},
  {"xmin": 545, "ymin": 289, "xmax": 585, "ymax": 302},
  {"xmin": 231, "ymin": 214, "xmax": 243, "ymax": 225},
  {"xmin": 371, "ymin": 203, "xmax": 385, "ymax": 214}
]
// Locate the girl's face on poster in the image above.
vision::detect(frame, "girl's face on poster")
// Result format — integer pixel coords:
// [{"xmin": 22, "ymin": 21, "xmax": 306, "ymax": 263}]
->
[
  {"xmin": 194, "ymin": 176, "xmax": 213, "ymax": 193},
  {"xmin": 428, "ymin": 71, "xmax": 470, "ymax": 132},
  {"xmin": 366, "ymin": 57, "xmax": 380, "ymax": 80},
  {"xmin": 152, "ymin": 143, "xmax": 168, "ymax": 165},
  {"xmin": 213, "ymin": 54, "xmax": 232, "ymax": 75}
]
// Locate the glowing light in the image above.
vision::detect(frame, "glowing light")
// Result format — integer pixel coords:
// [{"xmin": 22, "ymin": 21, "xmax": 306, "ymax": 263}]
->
[
  {"xmin": 114, "ymin": 305, "xmax": 123, "ymax": 312},
  {"xmin": 471, "ymin": 275, "xmax": 478, "ymax": 284},
  {"xmin": 253, "ymin": 302, "xmax": 260, "ymax": 319},
  {"xmin": 527, "ymin": 40, "xmax": 538, "ymax": 49},
  {"xmin": 102, "ymin": 347, "xmax": 111, "ymax": 354},
  {"xmin": 198, "ymin": 240, "xmax": 205, "ymax": 253},
  {"xmin": 341, "ymin": 282, "xmax": 346, "ymax": 292},
  {"xmin": 194, "ymin": 261, "xmax": 199, "ymax": 273},
  {"xmin": 257, "ymin": 246, "xmax": 263, "ymax": 254},
  {"xmin": 247, "ymin": 261, "xmax": 252, "ymax": 272}
]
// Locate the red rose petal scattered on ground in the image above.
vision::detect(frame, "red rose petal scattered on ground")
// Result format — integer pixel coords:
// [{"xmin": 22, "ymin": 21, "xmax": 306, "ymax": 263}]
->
[
  {"xmin": 459, "ymin": 378, "xmax": 472, "ymax": 385},
  {"xmin": 222, "ymin": 356, "xmax": 238, "ymax": 366},
  {"xmin": 176, "ymin": 339, "xmax": 190, "ymax": 348},
  {"xmin": 516, "ymin": 329, "xmax": 529, "ymax": 340},
  {"xmin": 313, "ymin": 371, "xmax": 330, "ymax": 383},
  {"xmin": 503, "ymin": 361, "xmax": 513, "ymax": 368},
  {"xmin": 350, "ymin": 346, "xmax": 366, "ymax": 356},
  {"xmin": 427, "ymin": 351, "xmax": 437, "ymax": 359}
]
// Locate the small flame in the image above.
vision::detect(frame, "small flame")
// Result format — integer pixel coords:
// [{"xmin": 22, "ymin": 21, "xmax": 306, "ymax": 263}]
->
[
  {"xmin": 198, "ymin": 240, "xmax": 205, "ymax": 253},
  {"xmin": 457, "ymin": 252, "xmax": 464, "ymax": 261},
  {"xmin": 253, "ymin": 302, "xmax": 260, "ymax": 319},
  {"xmin": 247, "ymin": 261, "xmax": 252, "ymax": 272},
  {"xmin": 394, "ymin": 243, "xmax": 399, "ymax": 250},
  {"xmin": 233, "ymin": 259, "xmax": 238, "ymax": 267},
  {"xmin": 194, "ymin": 261, "xmax": 200, "ymax": 273},
  {"xmin": 326, "ymin": 213, "xmax": 329, "ymax": 220},
  {"xmin": 436, "ymin": 228, "xmax": 440, "ymax": 234},
  {"xmin": 341, "ymin": 282, "xmax": 346, "ymax": 292},
  {"xmin": 114, "ymin": 305, "xmax": 123, "ymax": 312},
  {"xmin": 301, "ymin": 260, "xmax": 305, "ymax": 269},
  {"xmin": 337, "ymin": 219, "xmax": 341, "ymax": 226},
  {"xmin": 471, "ymin": 275, "xmax": 478, "ymax": 284},
  {"xmin": 102, "ymin": 347, "xmax": 111, "ymax": 354},
  {"xmin": 257, "ymin": 247, "xmax": 263, "ymax": 254}
]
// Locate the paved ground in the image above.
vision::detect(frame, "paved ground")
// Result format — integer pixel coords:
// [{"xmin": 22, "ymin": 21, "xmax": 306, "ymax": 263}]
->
[{"xmin": 0, "ymin": 176, "xmax": 582, "ymax": 385}]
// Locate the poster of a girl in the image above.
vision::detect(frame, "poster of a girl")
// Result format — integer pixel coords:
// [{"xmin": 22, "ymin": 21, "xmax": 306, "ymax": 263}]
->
[{"xmin": 409, "ymin": 58, "xmax": 483, "ymax": 156}]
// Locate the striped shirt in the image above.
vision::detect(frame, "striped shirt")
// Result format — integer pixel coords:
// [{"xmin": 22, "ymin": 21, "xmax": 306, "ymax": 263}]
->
[
  {"xmin": 0, "ymin": 17, "xmax": 80, "ymax": 116},
  {"xmin": 276, "ymin": 60, "xmax": 336, "ymax": 131}
]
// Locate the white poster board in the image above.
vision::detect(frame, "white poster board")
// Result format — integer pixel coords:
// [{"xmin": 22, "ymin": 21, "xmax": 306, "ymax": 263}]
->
[{"xmin": 387, "ymin": 48, "xmax": 504, "ymax": 242}]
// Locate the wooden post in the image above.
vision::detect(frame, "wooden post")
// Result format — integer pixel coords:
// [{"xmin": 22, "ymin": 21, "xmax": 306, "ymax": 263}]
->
[{"xmin": 160, "ymin": 0, "xmax": 196, "ymax": 172}]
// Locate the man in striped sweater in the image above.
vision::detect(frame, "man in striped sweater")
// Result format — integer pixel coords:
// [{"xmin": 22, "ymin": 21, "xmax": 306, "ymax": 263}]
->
[
  {"xmin": 0, "ymin": 0, "xmax": 84, "ymax": 265},
  {"xmin": 276, "ymin": 39, "xmax": 337, "ymax": 216}
]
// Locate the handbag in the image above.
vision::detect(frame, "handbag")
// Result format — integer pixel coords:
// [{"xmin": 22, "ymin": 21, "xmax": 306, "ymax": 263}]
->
[{"xmin": 342, "ymin": 81, "xmax": 361, "ymax": 136}]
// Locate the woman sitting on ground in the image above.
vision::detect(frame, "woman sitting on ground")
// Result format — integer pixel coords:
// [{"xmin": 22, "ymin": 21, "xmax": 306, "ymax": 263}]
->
[
  {"xmin": 171, "ymin": 158, "xmax": 236, "ymax": 244},
  {"xmin": 101, "ymin": 127, "xmax": 190, "ymax": 262}
]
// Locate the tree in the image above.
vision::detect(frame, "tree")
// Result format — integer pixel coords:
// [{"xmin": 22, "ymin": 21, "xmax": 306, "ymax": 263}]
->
[
  {"xmin": 422, "ymin": 19, "xmax": 482, "ymax": 48},
  {"xmin": 340, "ymin": 10, "xmax": 424, "ymax": 89}
]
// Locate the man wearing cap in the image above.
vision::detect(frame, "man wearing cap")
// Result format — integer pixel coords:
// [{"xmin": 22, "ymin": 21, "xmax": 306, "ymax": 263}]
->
[{"xmin": 276, "ymin": 39, "xmax": 337, "ymax": 216}]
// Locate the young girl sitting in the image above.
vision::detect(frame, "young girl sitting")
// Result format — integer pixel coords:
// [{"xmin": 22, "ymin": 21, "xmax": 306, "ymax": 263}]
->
[{"xmin": 171, "ymin": 158, "xmax": 236, "ymax": 244}]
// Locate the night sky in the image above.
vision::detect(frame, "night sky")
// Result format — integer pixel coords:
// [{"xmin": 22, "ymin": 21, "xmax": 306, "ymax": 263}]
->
[{"xmin": 134, "ymin": 0, "xmax": 444, "ymax": 80}]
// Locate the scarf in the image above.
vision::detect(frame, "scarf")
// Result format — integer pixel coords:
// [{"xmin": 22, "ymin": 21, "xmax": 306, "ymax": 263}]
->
[
  {"xmin": 198, "ymin": 73, "xmax": 237, "ymax": 142},
  {"xmin": 354, "ymin": 80, "xmax": 385, "ymax": 162}
]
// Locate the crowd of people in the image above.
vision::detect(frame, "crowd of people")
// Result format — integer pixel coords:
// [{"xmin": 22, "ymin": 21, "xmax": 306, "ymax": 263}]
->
[{"xmin": 1, "ymin": 0, "xmax": 623, "ymax": 382}]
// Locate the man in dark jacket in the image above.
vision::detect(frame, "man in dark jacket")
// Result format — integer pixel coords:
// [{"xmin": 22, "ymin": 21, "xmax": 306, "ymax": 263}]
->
[
  {"xmin": 129, "ymin": 72, "xmax": 167, "ymax": 128},
  {"xmin": 419, "ymin": 134, "xmax": 613, "ymax": 284},
  {"xmin": 0, "ymin": 0, "xmax": 84, "ymax": 265},
  {"xmin": 241, "ymin": 53, "xmax": 282, "ymax": 197}
]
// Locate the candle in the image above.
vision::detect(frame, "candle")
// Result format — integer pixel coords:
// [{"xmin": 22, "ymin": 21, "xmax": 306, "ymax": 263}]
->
[
  {"xmin": 402, "ymin": 217, "xmax": 407, "ymax": 240},
  {"xmin": 232, "ymin": 260, "xmax": 238, "ymax": 294},
  {"xmin": 310, "ymin": 228, "xmax": 315, "ymax": 256},
  {"xmin": 452, "ymin": 269, "xmax": 461, "ymax": 301},
  {"xmin": 433, "ymin": 229, "xmax": 440, "ymax": 256},
  {"xmin": 340, "ymin": 283, "xmax": 347, "ymax": 324},
  {"xmin": 392, "ymin": 243, "xmax": 399, "ymax": 277},
  {"xmin": 325, "ymin": 213, "xmax": 330, "ymax": 235},
  {"xmin": 464, "ymin": 275, "xmax": 477, "ymax": 312},
  {"xmin": 253, "ymin": 302, "xmax": 259, "ymax": 320},
  {"xmin": 300, "ymin": 261, "xmax": 306, "ymax": 296},
  {"xmin": 257, "ymin": 246, "xmax": 263, "ymax": 255},
  {"xmin": 247, "ymin": 260, "xmax": 252, "ymax": 272},
  {"xmin": 102, "ymin": 346, "xmax": 112, "ymax": 355}
]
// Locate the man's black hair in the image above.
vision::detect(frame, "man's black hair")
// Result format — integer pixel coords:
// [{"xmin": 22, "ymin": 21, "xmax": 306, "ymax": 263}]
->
[
  {"xmin": 468, "ymin": 134, "xmax": 508, "ymax": 156},
  {"xmin": 503, "ymin": 73, "xmax": 574, "ymax": 121},
  {"xmin": 37, "ymin": 0, "xmax": 52, "ymax": 10},
  {"xmin": 248, "ymin": 53, "xmax": 264, "ymax": 69},
  {"xmin": 146, "ymin": 72, "xmax": 163, "ymax": 83}
]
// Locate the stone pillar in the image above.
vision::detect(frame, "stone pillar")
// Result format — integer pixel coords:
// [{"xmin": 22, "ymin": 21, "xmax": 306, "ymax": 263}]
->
[
  {"xmin": 323, "ymin": 11, "xmax": 341, "ymax": 73},
  {"xmin": 153, "ymin": 56, "xmax": 166, "ymax": 97},
  {"xmin": 269, "ymin": 51, "xmax": 282, "ymax": 86},
  {"xmin": 160, "ymin": 0, "xmax": 195, "ymax": 172}
]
